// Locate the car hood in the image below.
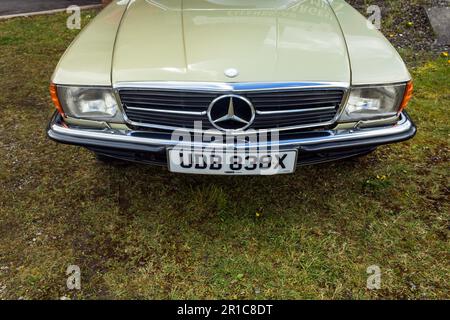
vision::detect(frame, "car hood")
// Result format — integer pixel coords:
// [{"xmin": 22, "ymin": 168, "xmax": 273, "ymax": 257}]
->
[{"xmin": 112, "ymin": 0, "xmax": 350, "ymax": 84}]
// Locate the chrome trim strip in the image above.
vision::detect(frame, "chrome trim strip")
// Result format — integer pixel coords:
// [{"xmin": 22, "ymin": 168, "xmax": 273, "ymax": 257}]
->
[
  {"xmin": 113, "ymin": 81, "xmax": 350, "ymax": 92},
  {"xmin": 126, "ymin": 106, "xmax": 207, "ymax": 116},
  {"xmin": 50, "ymin": 113, "xmax": 413, "ymax": 150},
  {"xmin": 117, "ymin": 114, "xmax": 339, "ymax": 135},
  {"xmin": 113, "ymin": 81, "xmax": 350, "ymax": 135},
  {"xmin": 255, "ymin": 106, "xmax": 336, "ymax": 115},
  {"xmin": 351, "ymin": 81, "xmax": 410, "ymax": 87}
]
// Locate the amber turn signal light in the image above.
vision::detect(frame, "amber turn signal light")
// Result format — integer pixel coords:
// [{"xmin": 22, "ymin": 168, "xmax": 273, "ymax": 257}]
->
[
  {"xmin": 398, "ymin": 81, "xmax": 413, "ymax": 114},
  {"xmin": 49, "ymin": 83, "xmax": 65, "ymax": 117}
]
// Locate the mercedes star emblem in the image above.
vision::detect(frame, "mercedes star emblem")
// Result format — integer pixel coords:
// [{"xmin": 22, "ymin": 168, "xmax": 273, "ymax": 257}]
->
[{"xmin": 207, "ymin": 95, "xmax": 255, "ymax": 131}]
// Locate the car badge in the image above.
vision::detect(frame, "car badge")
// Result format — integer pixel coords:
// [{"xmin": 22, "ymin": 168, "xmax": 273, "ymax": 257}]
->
[{"xmin": 224, "ymin": 68, "xmax": 239, "ymax": 78}]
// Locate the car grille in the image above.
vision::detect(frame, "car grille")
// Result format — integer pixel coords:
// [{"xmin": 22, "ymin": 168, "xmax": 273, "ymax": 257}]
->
[{"xmin": 119, "ymin": 88, "xmax": 345, "ymax": 130}]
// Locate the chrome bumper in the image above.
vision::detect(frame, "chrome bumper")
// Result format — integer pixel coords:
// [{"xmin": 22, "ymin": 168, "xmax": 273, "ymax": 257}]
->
[{"xmin": 47, "ymin": 112, "xmax": 416, "ymax": 154}]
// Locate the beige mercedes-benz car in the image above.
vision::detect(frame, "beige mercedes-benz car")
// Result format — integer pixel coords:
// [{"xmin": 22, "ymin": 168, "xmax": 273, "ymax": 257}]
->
[{"xmin": 48, "ymin": 0, "xmax": 415, "ymax": 175}]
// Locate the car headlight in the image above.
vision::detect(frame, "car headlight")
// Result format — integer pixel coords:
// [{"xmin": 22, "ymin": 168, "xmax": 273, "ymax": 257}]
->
[
  {"xmin": 53, "ymin": 85, "xmax": 124, "ymax": 122},
  {"xmin": 339, "ymin": 83, "xmax": 411, "ymax": 122}
]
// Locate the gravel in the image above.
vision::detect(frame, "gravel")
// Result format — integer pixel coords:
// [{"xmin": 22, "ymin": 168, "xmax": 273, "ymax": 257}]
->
[{"xmin": 347, "ymin": 0, "xmax": 449, "ymax": 53}]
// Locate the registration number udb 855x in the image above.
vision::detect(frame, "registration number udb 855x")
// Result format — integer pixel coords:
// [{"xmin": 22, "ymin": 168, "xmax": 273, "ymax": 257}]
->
[{"xmin": 168, "ymin": 149, "xmax": 297, "ymax": 175}]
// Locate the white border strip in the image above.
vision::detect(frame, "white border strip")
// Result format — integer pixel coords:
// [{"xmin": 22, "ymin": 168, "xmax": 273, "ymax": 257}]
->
[{"xmin": 0, "ymin": 4, "xmax": 102, "ymax": 20}]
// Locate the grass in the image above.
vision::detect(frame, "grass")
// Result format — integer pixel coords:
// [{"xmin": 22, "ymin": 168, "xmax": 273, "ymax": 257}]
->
[{"xmin": 0, "ymin": 9, "xmax": 449, "ymax": 300}]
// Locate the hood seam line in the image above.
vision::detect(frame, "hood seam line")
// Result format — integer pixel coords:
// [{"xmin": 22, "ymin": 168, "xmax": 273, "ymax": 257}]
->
[{"xmin": 110, "ymin": 0, "xmax": 133, "ymax": 86}]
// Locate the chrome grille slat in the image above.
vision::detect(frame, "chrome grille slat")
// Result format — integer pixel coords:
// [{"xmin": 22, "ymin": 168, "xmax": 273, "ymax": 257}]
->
[
  {"xmin": 120, "ymin": 91, "xmax": 218, "ymax": 98},
  {"xmin": 126, "ymin": 106, "xmax": 207, "ymax": 115},
  {"xmin": 119, "ymin": 87, "xmax": 345, "ymax": 131},
  {"xmin": 251, "ymin": 98, "xmax": 343, "ymax": 105},
  {"xmin": 123, "ymin": 101, "xmax": 208, "ymax": 109},
  {"xmin": 126, "ymin": 110, "xmax": 208, "ymax": 120},
  {"xmin": 256, "ymin": 106, "xmax": 336, "ymax": 115},
  {"xmin": 125, "ymin": 112, "xmax": 213, "ymax": 129},
  {"xmin": 255, "ymin": 112, "xmax": 336, "ymax": 122},
  {"xmin": 121, "ymin": 97, "xmax": 214, "ymax": 103},
  {"xmin": 250, "ymin": 95, "xmax": 343, "ymax": 101},
  {"xmin": 253, "ymin": 100, "xmax": 342, "ymax": 108},
  {"xmin": 255, "ymin": 114, "xmax": 336, "ymax": 123},
  {"xmin": 246, "ymin": 90, "xmax": 343, "ymax": 98},
  {"xmin": 248, "ymin": 93, "xmax": 343, "ymax": 99}
]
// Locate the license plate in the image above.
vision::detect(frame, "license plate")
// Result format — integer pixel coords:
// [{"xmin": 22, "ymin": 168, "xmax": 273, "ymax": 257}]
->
[{"xmin": 168, "ymin": 149, "xmax": 297, "ymax": 175}]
